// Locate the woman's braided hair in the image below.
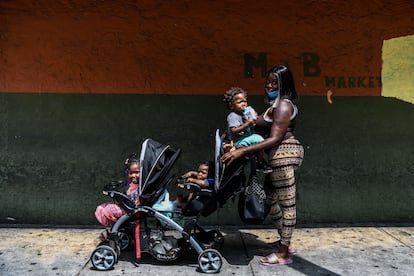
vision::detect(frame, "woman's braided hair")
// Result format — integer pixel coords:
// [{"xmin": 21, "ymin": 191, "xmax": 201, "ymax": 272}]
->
[{"xmin": 223, "ymin": 87, "xmax": 247, "ymax": 110}]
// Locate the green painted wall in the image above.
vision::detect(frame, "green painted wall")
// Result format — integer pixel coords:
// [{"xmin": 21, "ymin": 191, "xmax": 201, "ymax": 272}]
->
[{"xmin": 1, "ymin": 94, "xmax": 413, "ymax": 225}]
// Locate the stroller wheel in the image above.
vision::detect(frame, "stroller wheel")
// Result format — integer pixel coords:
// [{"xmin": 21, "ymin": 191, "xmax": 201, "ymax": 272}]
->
[
  {"xmin": 118, "ymin": 229, "xmax": 131, "ymax": 251},
  {"xmin": 198, "ymin": 248, "xmax": 222, "ymax": 274},
  {"xmin": 90, "ymin": 244, "xmax": 117, "ymax": 271},
  {"xmin": 103, "ymin": 238, "xmax": 121, "ymax": 259}
]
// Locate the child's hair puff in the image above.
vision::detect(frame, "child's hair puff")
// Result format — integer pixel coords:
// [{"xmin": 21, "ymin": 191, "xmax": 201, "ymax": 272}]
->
[{"xmin": 124, "ymin": 152, "xmax": 139, "ymax": 174}]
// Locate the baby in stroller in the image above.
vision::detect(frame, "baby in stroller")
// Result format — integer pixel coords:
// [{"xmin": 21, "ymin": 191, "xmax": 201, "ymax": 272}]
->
[
  {"xmin": 90, "ymin": 136, "xmax": 239, "ymax": 273},
  {"xmin": 174, "ymin": 160, "xmax": 214, "ymax": 209}
]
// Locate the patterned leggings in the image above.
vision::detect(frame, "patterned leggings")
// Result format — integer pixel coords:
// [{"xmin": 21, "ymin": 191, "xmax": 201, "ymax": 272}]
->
[{"xmin": 266, "ymin": 137, "xmax": 304, "ymax": 246}]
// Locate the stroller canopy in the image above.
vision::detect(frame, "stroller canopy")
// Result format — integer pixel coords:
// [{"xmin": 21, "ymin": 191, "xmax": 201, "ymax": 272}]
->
[{"xmin": 139, "ymin": 139, "xmax": 181, "ymax": 197}]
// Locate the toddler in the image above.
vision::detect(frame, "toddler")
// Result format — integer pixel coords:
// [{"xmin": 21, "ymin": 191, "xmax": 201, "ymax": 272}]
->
[
  {"xmin": 223, "ymin": 87, "xmax": 270, "ymax": 172},
  {"xmin": 175, "ymin": 161, "xmax": 214, "ymax": 207},
  {"xmin": 95, "ymin": 153, "xmax": 140, "ymax": 227},
  {"xmin": 223, "ymin": 87, "xmax": 264, "ymax": 149}
]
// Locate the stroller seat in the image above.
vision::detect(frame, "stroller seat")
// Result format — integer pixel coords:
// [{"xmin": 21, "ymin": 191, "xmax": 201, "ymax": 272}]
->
[
  {"xmin": 176, "ymin": 179, "xmax": 214, "ymax": 217},
  {"xmin": 176, "ymin": 129, "xmax": 248, "ymax": 218}
]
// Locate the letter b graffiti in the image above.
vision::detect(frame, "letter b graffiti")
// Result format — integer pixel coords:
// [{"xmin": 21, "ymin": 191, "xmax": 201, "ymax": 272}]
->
[{"xmin": 303, "ymin": 52, "xmax": 321, "ymax": 77}]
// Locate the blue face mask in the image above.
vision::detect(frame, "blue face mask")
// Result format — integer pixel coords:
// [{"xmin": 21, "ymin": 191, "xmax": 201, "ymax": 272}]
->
[{"xmin": 266, "ymin": 90, "xmax": 279, "ymax": 101}]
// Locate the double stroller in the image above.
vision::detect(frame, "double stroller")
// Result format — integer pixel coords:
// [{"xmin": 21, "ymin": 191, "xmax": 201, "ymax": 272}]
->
[{"xmin": 90, "ymin": 130, "xmax": 248, "ymax": 273}]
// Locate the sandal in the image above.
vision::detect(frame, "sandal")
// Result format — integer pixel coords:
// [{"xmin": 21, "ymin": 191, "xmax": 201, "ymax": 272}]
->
[
  {"xmin": 259, "ymin": 253, "xmax": 293, "ymax": 267},
  {"xmin": 267, "ymin": 240, "xmax": 296, "ymax": 254}
]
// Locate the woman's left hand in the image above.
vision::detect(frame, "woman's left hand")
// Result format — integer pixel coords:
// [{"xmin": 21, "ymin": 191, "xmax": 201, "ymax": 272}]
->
[{"xmin": 221, "ymin": 148, "xmax": 244, "ymax": 164}]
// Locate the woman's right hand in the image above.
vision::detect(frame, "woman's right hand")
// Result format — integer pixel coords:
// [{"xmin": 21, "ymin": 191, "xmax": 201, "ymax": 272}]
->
[{"xmin": 221, "ymin": 148, "xmax": 245, "ymax": 165}]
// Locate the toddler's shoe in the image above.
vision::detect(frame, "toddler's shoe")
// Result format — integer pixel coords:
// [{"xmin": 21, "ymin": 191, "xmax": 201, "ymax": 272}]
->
[{"xmin": 98, "ymin": 229, "xmax": 110, "ymax": 241}]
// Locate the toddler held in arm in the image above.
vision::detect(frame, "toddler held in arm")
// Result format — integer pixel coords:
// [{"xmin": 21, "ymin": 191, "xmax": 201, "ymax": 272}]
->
[
  {"xmin": 223, "ymin": 87, "xmax": 264, "ymax": 149},
  {"xmin": 223, "ymin": 87, "xmax": 270, "ymax": 172}
]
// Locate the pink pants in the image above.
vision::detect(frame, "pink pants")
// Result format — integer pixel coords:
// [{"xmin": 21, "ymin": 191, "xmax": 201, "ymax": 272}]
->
[{"xmin": 95, "ymin": 202, "xmax": 126, "ymax": 226}]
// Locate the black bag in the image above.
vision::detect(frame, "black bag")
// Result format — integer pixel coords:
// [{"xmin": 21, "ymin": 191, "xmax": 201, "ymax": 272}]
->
[{"xmin": 238, "ymin": 172, "xmax": 269, "ymax": 224}]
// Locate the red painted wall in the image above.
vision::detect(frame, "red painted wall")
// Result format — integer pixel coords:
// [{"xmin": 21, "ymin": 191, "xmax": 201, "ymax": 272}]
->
[{"xmin": 1, "ymin": 1, "xmax": 413, "ymax": 95}]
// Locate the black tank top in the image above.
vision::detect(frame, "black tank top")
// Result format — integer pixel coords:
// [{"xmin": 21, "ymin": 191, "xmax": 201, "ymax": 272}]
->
[{"xmin": 255, "ymin": 98, "xmax": 297, "ymax": 138}]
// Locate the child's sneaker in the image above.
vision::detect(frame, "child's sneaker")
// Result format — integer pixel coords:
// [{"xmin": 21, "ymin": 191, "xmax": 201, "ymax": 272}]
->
[
  {"xmin": 256, "ymin": 161, "xmax": 272, "ymax": 174},
  {"xmin": 98, "ymin": 229, "xmax": 110, "ymax": 241}
]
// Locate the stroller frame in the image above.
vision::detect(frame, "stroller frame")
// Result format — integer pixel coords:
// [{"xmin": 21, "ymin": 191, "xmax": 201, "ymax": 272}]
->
[{"xmin": 90, "ymin": 132, "xmax": 240, "ymax": 274}]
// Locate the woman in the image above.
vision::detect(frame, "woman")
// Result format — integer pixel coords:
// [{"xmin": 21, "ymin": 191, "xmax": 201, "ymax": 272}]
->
[{"xmin": 221, "ymin": 65, "xmax": 304, "ymax": 266}]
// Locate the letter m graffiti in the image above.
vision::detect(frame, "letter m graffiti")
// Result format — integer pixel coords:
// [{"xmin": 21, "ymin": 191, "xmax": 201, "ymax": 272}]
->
[{"xmin": 244, "ymin": 52, "xmax": 267, "ymax": 78}]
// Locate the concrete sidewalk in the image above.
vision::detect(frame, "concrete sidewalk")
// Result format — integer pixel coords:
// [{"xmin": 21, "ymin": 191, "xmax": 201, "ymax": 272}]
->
[{"xmin": 0, "ymin": 225, "xmax": 413, "ymax": 275}]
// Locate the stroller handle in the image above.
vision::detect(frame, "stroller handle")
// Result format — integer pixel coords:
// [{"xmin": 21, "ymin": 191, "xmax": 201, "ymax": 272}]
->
[{"xmin": 103, "ymin": 190, "xmax": 136, "ymax": 213}]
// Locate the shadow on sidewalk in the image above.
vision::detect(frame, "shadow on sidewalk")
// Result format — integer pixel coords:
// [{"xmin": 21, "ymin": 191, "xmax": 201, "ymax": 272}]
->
[
  {"xmin": 289, "ymin": 255, "xmax": 341, "ymax": 276},
  {"xmin": 222, "ymin": 230, "xmax": 341, "ymax": 276}
]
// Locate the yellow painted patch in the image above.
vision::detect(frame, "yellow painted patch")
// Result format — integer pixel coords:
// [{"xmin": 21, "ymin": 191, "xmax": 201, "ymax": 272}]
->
[{"xmin": 382, "ymin": 35, "xmax": 414, "ymax": 104}]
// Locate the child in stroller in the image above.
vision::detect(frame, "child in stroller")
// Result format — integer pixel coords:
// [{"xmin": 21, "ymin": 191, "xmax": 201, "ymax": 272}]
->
[
  {"xmin": 174, "ymin": 160, "xmax": 214, "ymax": 209},
  {"xmin": 94, "ymin": 154, "xmax": 140, "ymax": 231},
  {"xmin": 90, "ymin": 135, "xmax": 246, "ymax": 273}
]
